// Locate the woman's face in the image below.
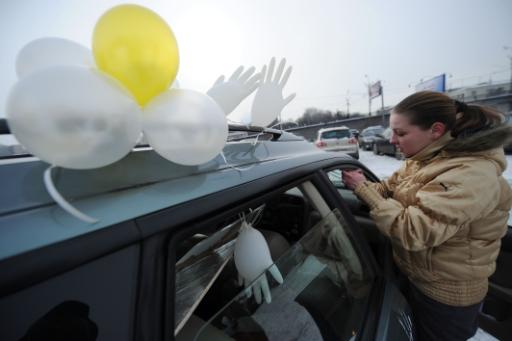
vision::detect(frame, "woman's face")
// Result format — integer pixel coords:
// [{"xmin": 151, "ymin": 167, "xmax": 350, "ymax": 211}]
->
[{"xmin": 389, "ymin": 112, "xmax": 438, "ymax": 158}]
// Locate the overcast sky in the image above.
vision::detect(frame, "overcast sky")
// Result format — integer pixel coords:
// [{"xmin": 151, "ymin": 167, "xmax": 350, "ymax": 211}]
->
[{"xmin": 1, "ymin": 0, "xmax": 511, "ymax": 125}]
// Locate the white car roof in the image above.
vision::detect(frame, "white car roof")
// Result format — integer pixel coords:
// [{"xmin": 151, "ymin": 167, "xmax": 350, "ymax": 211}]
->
[{"xmin": 318, "ymin": 126, "xmax": 350, "ymax": 132}]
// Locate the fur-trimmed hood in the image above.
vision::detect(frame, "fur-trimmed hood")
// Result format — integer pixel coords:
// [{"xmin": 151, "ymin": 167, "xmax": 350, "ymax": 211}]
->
[
  {"xmin": 444, "ymin": 123, "xmax": 512, "ymax": 153},
  {"xmin": 410, "ymin": 123, "xmax": 512, "ymax": 174}
]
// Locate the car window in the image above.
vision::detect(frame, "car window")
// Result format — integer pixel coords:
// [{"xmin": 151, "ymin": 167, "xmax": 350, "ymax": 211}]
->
[
  {"xmin": 172, "ymin": 182, "xmax": 375, "ymax": 340},
  {"xmin": 362, "ymin": 128, "xmax": 382, "ymax": 137},
  {"xmin": 189, "ymin": 209, "xmax": 373, "ymax": 341},
  {"xmin": 321, "ymin": 130, "xmax": 350, "ymax": 139},
  {"xmin": 327, "ymin": 168, "xmax": 345, "ymax": 188}
]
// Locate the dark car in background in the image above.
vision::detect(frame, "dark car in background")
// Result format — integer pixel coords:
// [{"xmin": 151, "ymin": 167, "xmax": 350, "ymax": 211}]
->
[
  {"xmin": 373, "ymin": 127, "xmax": 404, "ymax": 160},
  {"xmin": 359, "ymin": 125, "xmax": 384, "ymax": 150},
  {"xmin": 505, "ymin": 115, "xmax": 512, "ymax": 154}
]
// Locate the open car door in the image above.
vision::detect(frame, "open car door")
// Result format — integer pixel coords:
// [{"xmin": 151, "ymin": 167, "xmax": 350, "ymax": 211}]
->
[{"xmin": 478, "ymin": 220, "xmax": 512, "ymax": 340}]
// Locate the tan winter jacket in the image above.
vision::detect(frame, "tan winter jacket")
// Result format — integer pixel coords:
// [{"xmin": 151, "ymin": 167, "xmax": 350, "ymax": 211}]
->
[{"xmin": 354, "ymin": 128, "xmax": 512, "ymax": 306}]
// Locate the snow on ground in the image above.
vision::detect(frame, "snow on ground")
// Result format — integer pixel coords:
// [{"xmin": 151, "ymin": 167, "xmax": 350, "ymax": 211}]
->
[
  {"xmin": 470, "ymin": 329, "xmax": 499, "ymax": 341},
  {"xmin": 359, "ymin": 149, "xmax": 512, "ymax": 182},
  {"xmin": 358, "ymin": 150, "xmax": 404, "ymax": 179}
]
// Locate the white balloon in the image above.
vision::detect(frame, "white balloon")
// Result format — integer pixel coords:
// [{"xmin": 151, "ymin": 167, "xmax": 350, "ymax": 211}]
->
[
  {"xmin": 6, "ymin": 65, "xmax": 142, "ymax": 169},
  {"xmin": 143, "ymin": 89, "xmax": 228, "ymax": 166},
  {"xmin": 16, "ymin": 37, "xmax": 95, "ymax": 79}
]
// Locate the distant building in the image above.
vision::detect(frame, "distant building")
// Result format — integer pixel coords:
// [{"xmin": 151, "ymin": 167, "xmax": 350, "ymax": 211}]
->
[{"xmin": 446, "ymin": 82, "xmax": 512, "ymax": 116}]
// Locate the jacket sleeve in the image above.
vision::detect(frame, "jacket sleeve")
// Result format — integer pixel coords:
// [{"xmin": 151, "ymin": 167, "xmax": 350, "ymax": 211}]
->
[
  {"xmin": 365, "ymin": 163, "xmax": 404, "ymax": 198},
  {"xmin": 354, "ymin": 163, "xmax": 500, "ymax": 251}
]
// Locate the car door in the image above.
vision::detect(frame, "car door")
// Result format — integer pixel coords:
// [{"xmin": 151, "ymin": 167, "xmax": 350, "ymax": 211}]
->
[
  {"xmin": 160, "ymin": 179, "xmax": 372, "ymax": 340},
  {"xmin": 323, "ymin": 163, "xmax": 415, "ymax": 340},
  {"xmin": 478, "ymin": 220, "xmax": 512, "ymax": 340},
  {"xmin": 154, "ymin": 162, "xmax": 413, "ymax": 341}
]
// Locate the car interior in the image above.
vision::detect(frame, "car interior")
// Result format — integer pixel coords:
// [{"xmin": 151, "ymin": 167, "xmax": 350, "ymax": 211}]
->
[{"xmin": 173, "ymin": 178, "xmax": 380, "ymax": 341}]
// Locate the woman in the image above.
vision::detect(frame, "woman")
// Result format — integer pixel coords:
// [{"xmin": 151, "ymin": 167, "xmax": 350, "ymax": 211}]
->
[{"xmin": 343, "ymin": 91, "xmax": 512, "ymax": 340}]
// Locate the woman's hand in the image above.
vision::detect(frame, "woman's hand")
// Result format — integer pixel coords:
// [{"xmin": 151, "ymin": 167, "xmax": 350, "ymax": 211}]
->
[{"xmin": 342, "ymin": 169, "xmax": 367, "ymax": 190}]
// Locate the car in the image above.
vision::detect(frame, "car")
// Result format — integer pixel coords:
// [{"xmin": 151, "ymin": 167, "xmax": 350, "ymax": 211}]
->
[
  {"xmin": 314, "ymin": 126, "xmax": 359, "ymax": 159},
  {"xmin": 373, "ymin": 127, "xmax": 405, "ymax": 160},
  {"xmin": 359, "ymin": 125, "xmax": 385, "ymax": 151},
  {"xmin": 350, "ymin": 128, "xmax": 360, "ymax": 139},
  {"xmin": 504, "ymin": 115, "xmax": 512, "ymax": 154},
  {"xmin": 0, "ymin": 123, "xmax": 510, "ymax": 341}
]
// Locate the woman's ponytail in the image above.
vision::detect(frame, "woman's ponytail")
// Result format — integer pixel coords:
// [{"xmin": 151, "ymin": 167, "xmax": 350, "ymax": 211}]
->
[{"xmin": 451, "ymin": 103, "xmax": 504, "ymax": 138}]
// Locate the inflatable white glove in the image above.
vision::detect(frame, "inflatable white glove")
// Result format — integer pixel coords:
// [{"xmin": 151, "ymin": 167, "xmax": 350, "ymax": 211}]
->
[
  {"xmin": 206, "ymin": 65, "xmax": 260, "ymax": 116},
  {"xmin": 234, "ymin": 221, "xmax": 284, "ymax": 304},
  {"xmin": 250, "ymin": 57, "xmax": 296, "ymax": 127}
]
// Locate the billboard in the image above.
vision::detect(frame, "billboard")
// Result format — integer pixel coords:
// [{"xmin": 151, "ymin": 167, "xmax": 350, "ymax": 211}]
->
[
  {"xmin": 415, "ymin": 74, "xmax": 446, "ymax": 92},
  {"xmin": 369, "ymin": 81, "xmax": 382, "ymax": 99}
]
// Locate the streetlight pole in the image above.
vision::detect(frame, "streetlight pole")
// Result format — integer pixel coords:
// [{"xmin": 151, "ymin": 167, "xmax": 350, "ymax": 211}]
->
[
  {"xmin": 504, "ymin": 46, "xmax": 512, "ymax": 93},
  {"xmin": 364, "ymin": 74, "xmax": 371, "ymax": 116},
  {"xmin": 345, "ymin": 90, "xmax": 350, "ymax": 116},
  {"xmin": 381, "ymin": 86, "xmax": 385, "ymax": 126}
]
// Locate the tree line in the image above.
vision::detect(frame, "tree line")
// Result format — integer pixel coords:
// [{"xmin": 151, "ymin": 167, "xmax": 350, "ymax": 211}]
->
[{"xmin": 294, "ymin": 108, "xmax": 364, "ymax": 126}]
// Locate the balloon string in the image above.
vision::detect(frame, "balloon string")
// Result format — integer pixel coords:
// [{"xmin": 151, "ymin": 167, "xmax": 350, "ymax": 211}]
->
[
  {"xmin": 220, "ymin": 152, "xmax": 255, "ymax": 172},
  {"xmin": 251, "ymin": 132, "xmax": 264, "ymax": 146},
  {"xmin": 270, "ymin": 111, "xmax": 285, "ymax": 133},
  {"xmin": 225, "ymin": 118, "xmax": 271, "ymax": 146},
  {"xmin": 43, "ymin": 166, "xmax": 99, "ymax": 224}
]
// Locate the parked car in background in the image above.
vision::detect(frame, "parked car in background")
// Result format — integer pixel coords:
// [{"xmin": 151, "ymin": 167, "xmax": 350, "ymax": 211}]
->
[
  {"xmin": 505, "ymin": 115, "xmax": 512, "ymax": 154},
  {"xmin": 373, "ymin": 127, "xmax": 404, "ymax": 160},
  {"xmin": 315, "ymin": 126, "xmax": 359, "ymax": 159},
  {"xmin": 359, "ymin": 125, "xmax": 384, "ymax": 150}
]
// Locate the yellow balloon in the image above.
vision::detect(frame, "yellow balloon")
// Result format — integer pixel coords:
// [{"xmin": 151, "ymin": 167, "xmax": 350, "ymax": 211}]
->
[{"xmin": 93, "ymin": 4, "xmax": 179, "ymax": 106}]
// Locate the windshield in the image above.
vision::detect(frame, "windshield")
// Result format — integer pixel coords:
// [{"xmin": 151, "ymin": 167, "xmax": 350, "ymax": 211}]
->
[
  {"xmin": 362, "ymin": 128, "xmax": 384, "ymax": 136},
  {"xmin": 321, "ymin": 130, "xmax": 350, "ymax": 139}
]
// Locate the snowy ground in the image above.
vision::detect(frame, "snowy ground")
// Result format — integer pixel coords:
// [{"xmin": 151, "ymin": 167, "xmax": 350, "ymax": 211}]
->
[
  {"xmin": 358, "ymin": 149, "xmax": 512, "ymax": 181},
  {"xmin": 357, "ymin": 149, "xmax": 507, "ymax": 341}
]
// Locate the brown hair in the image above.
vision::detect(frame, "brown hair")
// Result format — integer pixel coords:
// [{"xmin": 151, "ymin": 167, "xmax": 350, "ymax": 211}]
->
[{"xmin": 393, "ymin": 91, "xmax": 505, "ymax": 137}]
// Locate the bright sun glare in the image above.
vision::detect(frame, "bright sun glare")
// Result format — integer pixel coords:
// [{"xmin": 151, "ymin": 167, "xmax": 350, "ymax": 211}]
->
[{"xmin": 171, "ymin": 4, "xmax": 244, "ymax": 93}]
